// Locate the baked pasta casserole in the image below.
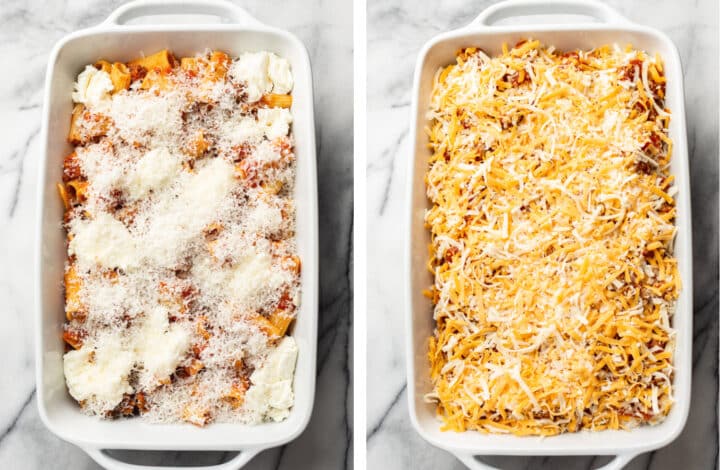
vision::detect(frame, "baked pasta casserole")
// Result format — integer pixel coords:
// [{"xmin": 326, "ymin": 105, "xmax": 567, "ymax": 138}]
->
[
  {"xmin": 61, "ymin": 49, "xmax": 301, "ymax": 426},
  {"xmin": 425, "ymin": 40, "xmax": 679, "ymax": 436}
]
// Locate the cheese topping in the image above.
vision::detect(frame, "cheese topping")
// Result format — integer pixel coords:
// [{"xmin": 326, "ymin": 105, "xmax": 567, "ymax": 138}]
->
[
  {"xmin": 425, "ymin": 41, "xmax": 678, "ymax": 436},
  {"xmin": 222, "ymin": 115, "xmax": 266, "ymax": 145},
  {"xmin": 106, "ymin": 91, "xmax": 186, "ymax": 147},
  {"xmin": 139, "ymin": 158, "xmax": 237, "ymax": 268},
  {"xmin": 64, "ymin": 309, "xmax": 191, "ymax": 408},
  {"xmin": 72, "ymin": 65, "xmax": 114, "ymax": 107},
  {"xmin": 244, "ymin": 336, "xmax": 298, "ymax": 421},
  {"xmin": 258, "ymin": 108, "xmax": 293, "ymax": 141},
  {"xmin": 253, "ymin": 140, "xmax": 283, "ymax": 164},
  {"xmin": 268, "ymin": 54, "xmax": 294, "ymax": 94},
  {"xmin": 61, "ymin": 50, "xmax": 301, "ymax": 426},
  {"xmin": 125, "ymin": 147, "xmax": 183, "ymax": 200},
  {"xmin": 64, "ymin": 335, "xmax": 135, "ymax": 409},
  {"xmin": 69, "ymin": 212, "xmax": 138, "ymax": 271},
  {"xmin": 228, "ymin": 51, "xmax": 293, "ymax": 102},
  {"xmin": 134, "ymin": 307, "xmax": 192, "ymax": 389}
]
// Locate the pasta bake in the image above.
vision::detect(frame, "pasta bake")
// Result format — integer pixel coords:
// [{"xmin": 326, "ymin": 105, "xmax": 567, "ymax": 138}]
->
[
  {"xmin": 425, "ymin": 40, "xmax": 679, "ymax": 436},
  {"xmin": 60, "ymin": 49, "xmax": 301, "ymax": 426}
]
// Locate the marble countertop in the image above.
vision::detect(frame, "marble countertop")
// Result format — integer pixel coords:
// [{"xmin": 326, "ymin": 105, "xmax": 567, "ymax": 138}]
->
[
  {"xmin": 0, "ymin": 1, "xmax": 352, "ymax": 469},
  {"xmin": 367, "ymin": 0, "xmax": 718, "ymax": 469}
]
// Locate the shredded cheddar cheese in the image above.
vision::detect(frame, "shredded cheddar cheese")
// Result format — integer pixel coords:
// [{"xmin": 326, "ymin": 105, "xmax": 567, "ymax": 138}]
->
[{"xmin": 425, "ymin": 41, "xmax": 678, "ymax": 436}]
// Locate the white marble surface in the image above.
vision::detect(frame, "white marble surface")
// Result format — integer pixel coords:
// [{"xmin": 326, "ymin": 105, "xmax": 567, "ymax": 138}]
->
[
  {"xmin": 367, "ymin": 1, "xmax": 718, "ymax": 469},
  {"xmin": 0, "ymin": 0, "xmax": 352, "ymax": 469}
]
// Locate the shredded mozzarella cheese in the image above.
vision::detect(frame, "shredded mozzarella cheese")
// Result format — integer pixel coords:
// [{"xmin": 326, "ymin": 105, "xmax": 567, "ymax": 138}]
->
[{"xmin": 425, "ymin": 41, "xmax": 678, "ymax": 436}]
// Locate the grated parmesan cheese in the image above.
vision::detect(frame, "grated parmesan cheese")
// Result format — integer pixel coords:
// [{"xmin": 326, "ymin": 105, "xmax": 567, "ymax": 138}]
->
[
  {"xmin": 106, "ymin": 90, "xmax": 186, "ymax": 148},
  {"xmin": 245, "ymin": 199, "xmax": 284, "ymax": 236},
  {"xmin": 124, "ymin": 147, "xmax": 183, "ymax": 200},
  {"xmin": 134, "ymin": 307, "xmax": 192, "ymax": 390}
]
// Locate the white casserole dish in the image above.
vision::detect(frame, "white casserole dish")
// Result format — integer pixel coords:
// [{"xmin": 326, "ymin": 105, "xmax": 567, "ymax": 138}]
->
[
  {"xmin": 35, "ymin": 1, "xmax": 318, "ymax": 469},
  {"xmin": 404, "ymin": 1, "xmax": 693, "ymax": 469}
]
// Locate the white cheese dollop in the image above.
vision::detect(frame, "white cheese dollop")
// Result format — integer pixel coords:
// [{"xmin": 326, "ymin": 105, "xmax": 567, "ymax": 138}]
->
[
  {"xmin": 244, "ymin": 336, "xmax": 298, "ymax": 421},
  {"xmin": 69, "ymin": 212, "xmax": 137, "ymax": 270},
  {"xmin": 124, "ymin": 147, "xmax": 183, "ymax": 200},
  {"xmin": 134, "ymin": 307, "xmax": 191, "ymax": 389},
  {"xmin": 229, "ymin": 52, "xmax": 293, "ymax": 102},
  {"xmin": 229, "ymin": 52, "xmax": 273, "ymax": 103},
  {"xmin": 72, "ymin": 65, "xmax": 114, "ymax": 107},
  {"xmin": 258, "ymin": 108, "xmax": 293, "ymax": 141},
  {"xmin": 267, "ymin": 54, "xmax": 293, "ymax": 94},
  {"xmin": 63, "ymin": 336, "xmax": 135, "ymax": 410}
]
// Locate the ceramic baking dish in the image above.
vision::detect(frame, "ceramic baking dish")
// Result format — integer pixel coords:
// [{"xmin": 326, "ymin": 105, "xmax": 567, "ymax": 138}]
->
[
  {"xmin": 404, "ymin": 1, "xmax": 693, "ymax": 469},
  {"xmin": 35, "ymin": 1, "xmax": 318, "ymax": 469}
]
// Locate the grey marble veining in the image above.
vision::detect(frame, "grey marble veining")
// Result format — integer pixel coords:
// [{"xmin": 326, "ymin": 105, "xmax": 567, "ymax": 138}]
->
[
  {"xmin": 0, "ymin": 0, "xmax": 352, "ymax": 469},
  {"xmin": 367, "ymin": 1, "xmax": 718, "ymax": 469}
]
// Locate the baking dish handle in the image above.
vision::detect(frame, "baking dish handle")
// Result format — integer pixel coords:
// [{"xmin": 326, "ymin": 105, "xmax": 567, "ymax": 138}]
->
[
  {"xmin": 102, "ymin": 0, "xmax": 264, "ymax": 27},
  {"xmin": 467, "ymin": 0, "xmax": 630, "ymax": 28},
  {"xmin": 82, "ymin": 447, "xmax": 261, "ymax": 470},
  {"xmin": 455, "ymin": 452, "xmax": 639, "ymax": 470}
]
